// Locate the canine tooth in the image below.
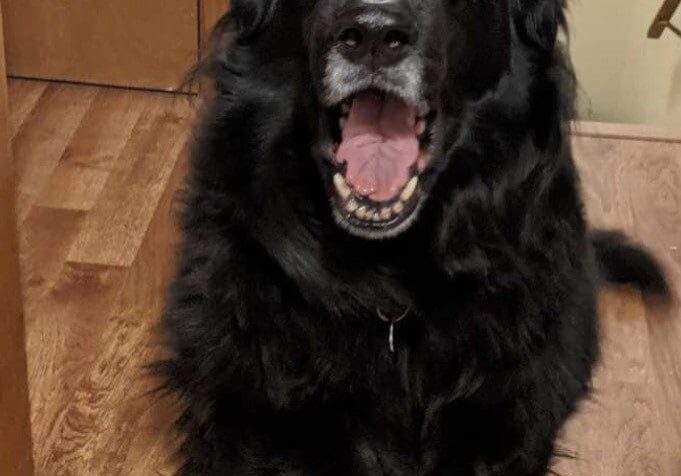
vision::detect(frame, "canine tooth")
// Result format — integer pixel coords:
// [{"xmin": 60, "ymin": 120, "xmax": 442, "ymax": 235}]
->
[
  {"xmin": 417, "ymin": 151, "xmax": 429, "ymax": 172},
  {"xmin": 400, "ymin": 177, "xmax": 419, "ymax": 201},
  {"xmin": 346, "ymin": 199, "xmax": 359, "ymax": 212},
  {"xmin": 393, "ymin": 201, "xmax": 405, "ymax": 214},
  {"xmin": 356, "ymin": 206, "xmax": 367, "ymax": 220},
  {"xmin": 380, "ymin": 207, "xmax": 392, "ymax": 220},
  {"xmin": 333, "ymin": 173, "xmax": 352, "ymax": 200},
  {"xmin": 339, "ymin": 117, "xmax": 347, "ymax": 129},
  {"xmin": 416, "ymin": 119, "xmax": 426, "ymax": 136}
]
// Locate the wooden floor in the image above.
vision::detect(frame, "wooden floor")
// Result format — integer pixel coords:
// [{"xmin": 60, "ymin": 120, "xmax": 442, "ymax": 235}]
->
[{"xmin": 8, "ymin": 79, "xmax": 681, "ymax": 476}]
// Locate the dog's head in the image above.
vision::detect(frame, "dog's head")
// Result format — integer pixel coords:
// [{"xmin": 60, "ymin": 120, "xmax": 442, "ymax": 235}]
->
[{"xmin": 220, "ymin": 0, "xmax": 568, "ymax": 240}]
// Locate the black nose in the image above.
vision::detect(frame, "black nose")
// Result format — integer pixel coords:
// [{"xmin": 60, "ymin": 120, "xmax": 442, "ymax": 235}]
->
[{"xmin": 335, "ymin": 3, "xmax": 416, "ymax": 69}]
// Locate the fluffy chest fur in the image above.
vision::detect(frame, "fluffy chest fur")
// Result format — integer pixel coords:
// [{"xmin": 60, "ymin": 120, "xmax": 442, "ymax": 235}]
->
[{"xmin": 163, "ymin": 196, "xmax": 598, "ymax": 473}]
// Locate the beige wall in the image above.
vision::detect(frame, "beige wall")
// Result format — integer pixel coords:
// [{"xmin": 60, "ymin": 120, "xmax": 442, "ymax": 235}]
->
[{"xmin": 569, "ymin": 0, "xmax": 681, "ymax": 127}]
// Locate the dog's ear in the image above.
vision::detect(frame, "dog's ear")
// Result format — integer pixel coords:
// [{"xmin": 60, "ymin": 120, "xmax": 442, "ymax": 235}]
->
[
  {"xmin": 511, "ymin": 0, "xmax": 566, "ymax": 51},
  {"xmin": 230, "ymin": 0, "xmax": 281, "ymax": 41}
]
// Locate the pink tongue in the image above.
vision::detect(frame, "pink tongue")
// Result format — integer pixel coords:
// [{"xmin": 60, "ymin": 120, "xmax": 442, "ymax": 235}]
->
[{"xmin": 336, "ymin": 92, "xmax": 419, "ymax": 201}]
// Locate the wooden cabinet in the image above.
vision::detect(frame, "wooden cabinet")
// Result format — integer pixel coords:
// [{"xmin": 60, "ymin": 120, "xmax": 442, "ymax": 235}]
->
[
  {"xmin": 0, "ymin": 4, "xmax": 35, "ymax": 475},
  {"xmin": 202, "ymin": 0, "xmax": 231, "ymax": 43},
  {"xmin": 1, "ymin": 0, "xmax": 229, "ymax": 91}
]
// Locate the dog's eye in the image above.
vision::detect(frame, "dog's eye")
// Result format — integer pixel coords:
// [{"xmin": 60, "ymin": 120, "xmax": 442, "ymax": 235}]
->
[
  {"xmin": 385, "ymin": 29, "xmax": 411, "ymax": 49},
  {"xmin": 339, "ymin": 27, "xmax": 363, "ymax": 48}
]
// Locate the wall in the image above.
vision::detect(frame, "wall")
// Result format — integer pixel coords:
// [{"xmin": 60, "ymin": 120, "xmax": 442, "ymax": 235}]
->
[{"xmin": 570, "ymin": 0, "xmax": 681, "ymax": 127}]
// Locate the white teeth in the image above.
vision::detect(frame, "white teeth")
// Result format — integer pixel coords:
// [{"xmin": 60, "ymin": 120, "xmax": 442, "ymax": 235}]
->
[
  {"xmin": 416, "ymin": 119, "xmax": 426, "ymax": 136},
  {"xmin": 339, "ymin": 117, "xmax": 347, "ymax": 129},
  {"xmin": 338, "ymin": 178, "xmax": 415, "ymax": 222},
  {"xmin": 400, "ymin": 177, "xmax": 419, "ymax": 202},
  {"xmin": 333, "ymin": 173, "xmax": 352, "ymax": 200},
  {"xmin": 417, "ymin": 151, "xmax": 428, "ymax": 172}
]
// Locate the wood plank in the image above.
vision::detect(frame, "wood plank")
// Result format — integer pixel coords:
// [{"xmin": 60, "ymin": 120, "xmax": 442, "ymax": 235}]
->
[
  {"xmin": 26, "ymin": 263, "xmax": 128, "ymax": 474},
  {"xmin": 19, "ymin": 207, "xmax": 87, "ymax": 317},
  {"xmin": 66, "ymin": 96, "xmax": 192, "ymax": 267},
  {"xmin": 10, "ymin": 83, "xmax": 191, "ymax": 475},
  {"xmin": 644, "ymin": 303, "xmax": 681, "ymax": 458},
  {"xmin": 0, "ymin": 5, "xmax": 35, "ymax": 474},
  {"xmin": 556, "ymin": 290, "xmax": 681, "ymax": 476},
  {"xmin": 555, "ymin": 134, "xmax": 681, "ymax": 475},
  {"xmin": 35, "ymin": 89, "xmax": 149, "ymax": 211},
  {"xmin": 7, "ymin": 79, "xmax": 47, "ymax": 140},
  {"xmin": 12, "ymin": 84, "xmax": 97, "ymax": 221},
  {"xmin": 2, "ymin": 0, "xmax": 199, "ymax": 91},
  {"xmin": 46, "ymin": 153, "xmax": 189, "ymax": 476}
]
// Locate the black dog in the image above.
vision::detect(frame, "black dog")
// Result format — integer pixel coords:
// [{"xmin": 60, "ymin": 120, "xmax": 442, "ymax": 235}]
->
[{"xmin": 160, "ymin": 1, "xmax": 670, "ymax": 474}]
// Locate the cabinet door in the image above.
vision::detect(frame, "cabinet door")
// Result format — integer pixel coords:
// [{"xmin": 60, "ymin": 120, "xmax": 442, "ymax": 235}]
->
[
  {"xmin": 0, "ymin": 3, "xmax": 35, "ymax": 475},
  {"xmin": 1, "ymin": 0, "xmax": 198, "ymax": 91},
  {"xmin": 201, "ymin": 0, "xmax": 230, "ymax": 43}
]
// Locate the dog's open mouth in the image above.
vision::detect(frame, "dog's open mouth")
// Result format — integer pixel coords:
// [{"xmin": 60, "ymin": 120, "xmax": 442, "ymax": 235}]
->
[{"xmin": 327, "ymin": 89, "xmax": 435, "ymax": 238}]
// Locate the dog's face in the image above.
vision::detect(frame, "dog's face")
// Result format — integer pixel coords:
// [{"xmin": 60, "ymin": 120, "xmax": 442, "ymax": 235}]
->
[
  {"xmin": 304, "ymin": 0, "xmax": 448, "ymax": 240},
  {"xmin": 305, "ymin": 0, "xmax": 517, "ymax": 239},
  {"xmin": 228, "ymin": 0, "xmax": 564, "ymax": 240}
]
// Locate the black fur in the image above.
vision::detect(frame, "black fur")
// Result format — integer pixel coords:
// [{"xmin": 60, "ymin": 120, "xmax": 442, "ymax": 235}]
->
[{"xmin": 159, "ymin": 1, "xmax": 670, "ymax": 474}]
